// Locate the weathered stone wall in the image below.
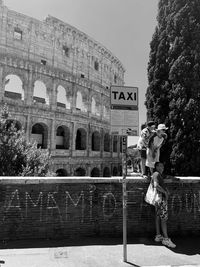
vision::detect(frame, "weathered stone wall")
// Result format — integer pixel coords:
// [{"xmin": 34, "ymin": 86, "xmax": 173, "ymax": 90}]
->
[
  {"xmin": 0, "ymin": 177, "xmax": 199, "ymax": 242},
  {"xmin": 0, "ymin": 1, "xmax": 131, "ymax": 176}
]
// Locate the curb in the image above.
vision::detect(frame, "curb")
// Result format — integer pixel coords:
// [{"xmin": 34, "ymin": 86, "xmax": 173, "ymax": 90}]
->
[{"xmin": 143, "ymin": 265, "xmax": 200, "ymax": 267}]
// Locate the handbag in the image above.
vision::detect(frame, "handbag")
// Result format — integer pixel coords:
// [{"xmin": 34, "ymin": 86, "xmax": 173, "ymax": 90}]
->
[{"xmin": 145, "ymin": 182, "xmax": 162, "ymax": 206}]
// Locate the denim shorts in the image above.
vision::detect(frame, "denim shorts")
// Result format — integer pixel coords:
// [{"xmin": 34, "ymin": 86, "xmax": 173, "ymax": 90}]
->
[{"xmin": 155, "ymin": 200, "xmax": 168, "ymax": 221}]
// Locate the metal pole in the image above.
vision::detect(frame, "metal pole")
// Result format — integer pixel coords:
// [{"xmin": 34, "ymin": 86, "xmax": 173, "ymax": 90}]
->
[{"xmin": 122, "ymin": 135, "xmax": 127, "ymax": 262}]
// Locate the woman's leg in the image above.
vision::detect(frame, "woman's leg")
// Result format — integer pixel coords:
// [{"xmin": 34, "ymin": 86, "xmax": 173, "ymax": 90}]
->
[
  {"xmin": 160, "ymin": 201, "xmax": 169, "ymax": 238},
  {"xmin": 161, "ymin": 219, "xmax": 168, "ymax": 238},
  {"xmin": 155, "ymin": 215, "xmax": 161, "ymax": 235},
  {"xmin": 155, "ymin": 207, "xmax": 161, "ymax": 235}
]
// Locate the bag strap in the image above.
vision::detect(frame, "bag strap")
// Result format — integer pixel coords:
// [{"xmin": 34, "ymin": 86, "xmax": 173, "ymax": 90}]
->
[{"xmin": 150, "ymin": 176, "xmax": 155, "ymax": 189}]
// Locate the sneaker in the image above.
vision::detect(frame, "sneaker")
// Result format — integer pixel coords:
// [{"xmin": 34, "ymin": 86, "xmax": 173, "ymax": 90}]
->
[
  {"xmin": 162, "ymin": 238, "xmax": 176, "ymax": 248},
  {"xmin": 154, "ymin": 234, "xmax": 163, "ymax": 242}
]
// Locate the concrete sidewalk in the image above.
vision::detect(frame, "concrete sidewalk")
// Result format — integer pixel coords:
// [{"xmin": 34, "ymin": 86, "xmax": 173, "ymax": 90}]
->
[{"xmin": 0, "ymin": 237, "xmax": 199, "ymax": 267}]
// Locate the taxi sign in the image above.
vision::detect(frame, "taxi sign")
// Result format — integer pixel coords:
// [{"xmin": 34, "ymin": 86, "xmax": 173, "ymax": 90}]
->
[{"xmin": 111, "ymin": 86, "xmax": 138, "ymax": 108}]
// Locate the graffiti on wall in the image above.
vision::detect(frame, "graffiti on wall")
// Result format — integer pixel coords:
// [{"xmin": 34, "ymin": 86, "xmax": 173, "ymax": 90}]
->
[
  {"xmin": 2, "ymin": 186, "xmax": 118, "ymax": 223},
  {"xmin": 1, "ymin": 183, "xmax": 200, "ymax": 224}
]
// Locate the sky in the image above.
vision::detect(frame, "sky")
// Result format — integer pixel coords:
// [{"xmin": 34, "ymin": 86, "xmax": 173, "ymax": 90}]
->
[{"xmin": 4, "ymin": 0, "xmax": 159, "ymax": 143}]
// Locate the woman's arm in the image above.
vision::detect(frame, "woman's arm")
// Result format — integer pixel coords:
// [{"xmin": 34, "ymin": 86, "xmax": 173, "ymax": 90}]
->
[
  {"xmin": 154, "ymin": 181, "xmax": 168, "ymax": 199},
  {"xmin": 155, "ymin": 184, "xmax": 167, "ymax": 194}
]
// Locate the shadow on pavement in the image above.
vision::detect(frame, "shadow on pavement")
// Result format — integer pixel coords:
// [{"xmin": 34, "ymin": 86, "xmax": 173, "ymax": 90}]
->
[
  {"xmin": 0, "ymin": 236, "xmax": 152, "ymax": 249},
  {"xmin": 172, "ymin": 237, "xmax": 200, "ymax": 256},
  {"xmin": 0, "ymin": 237, "xmax": 123, "ymax": 250},
  {"xmin": 0, "ymin": 236, "xmax": 199, "ymax": 257},
  {"xmin": 126, "ymin": 261, "xmax": 141, "ymax": 267},
  {"xmin": 132, "ymin": 236, "xmax": 200, "ymax": 256}
]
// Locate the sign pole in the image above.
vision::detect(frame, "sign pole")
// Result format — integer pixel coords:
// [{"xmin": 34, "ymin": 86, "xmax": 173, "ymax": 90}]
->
[
  {"xmin": 110, "ymin": 86, "xmax": 138, "ymax": 263},
  {"xmin": 122, "ymin": 135, "xmax": 127, "ymax": 262}
]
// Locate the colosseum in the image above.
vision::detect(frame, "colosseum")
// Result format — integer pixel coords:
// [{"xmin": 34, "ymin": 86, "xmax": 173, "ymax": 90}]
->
[{"xmin": 0, "ymin": 1, "xmax": 126, "ymax": 177}]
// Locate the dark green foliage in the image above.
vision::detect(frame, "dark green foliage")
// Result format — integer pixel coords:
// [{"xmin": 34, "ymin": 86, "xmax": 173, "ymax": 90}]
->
[
  {"xmin": 0, "ymin": 104, "xmax": 53, "ymax": 176},
  {"xmin": 146, "ymin": 0, "xmax": 200, "ymax": 175}
]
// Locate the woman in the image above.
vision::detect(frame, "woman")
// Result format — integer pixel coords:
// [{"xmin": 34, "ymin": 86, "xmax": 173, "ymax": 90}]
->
[
  {"xmin": 152, "ymin": 162, "xmax": 176, "ymax": 248},
  {"xmin": 146, "ymin": 124, "xmax": 168, "ymax": 174}
]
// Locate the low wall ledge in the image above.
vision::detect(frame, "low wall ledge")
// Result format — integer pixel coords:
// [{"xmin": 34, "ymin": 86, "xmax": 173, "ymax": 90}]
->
[{"xmin": 0, "ymin": 176, "xmax": 199, "ymax": 184}]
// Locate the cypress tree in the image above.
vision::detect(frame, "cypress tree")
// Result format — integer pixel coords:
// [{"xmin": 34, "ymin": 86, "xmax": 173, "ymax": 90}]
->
[{"xmin": 146, "ymin": 0, "xmax": 200, "ymax": 175}]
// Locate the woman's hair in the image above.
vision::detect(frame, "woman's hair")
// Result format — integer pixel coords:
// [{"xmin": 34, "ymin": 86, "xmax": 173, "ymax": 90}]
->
[{"xmin": 141, "ymin": 123, "xmax": 146, "ymax": 130}]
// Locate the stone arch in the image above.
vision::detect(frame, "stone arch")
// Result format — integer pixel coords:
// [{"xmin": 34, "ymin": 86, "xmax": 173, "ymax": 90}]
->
[
  {"xmin": 112, "ymin": 166, "xmax": 118, "ymax": 176},
  {"xmin": 31, "ymin": 123, "xmax": 48, "ymax": 149},
  {"xmin": 56, "ymin": 125, "xmax": 70, "ymax": 149},
  {"xmin": 4, "ymin": 74, "xmax": 24, "ymax": 100},
  {"xmin": 76, "ymin": 91, "xmax": 85, "ymax": 111},
  {"xmin": 57, "ymin": 85, "xmax": 71, "ymax": 109},
  {"xmin": 104, "ymin": 133, "xmax": 110, "ymax": 152},
  {"xmin": 113, "ymin": 135, "xmax": 118, "ymax": 153},
  {"xmin": 33, "ymin": 80, "xmax": 49, "ymax": 105},
  {"xmin": 56, "ymin": 168, "xmax": 68, "ymax": 176},
  {"xmin": 75, "ymin": 128, "xmax": 87, "ymax": 150},
  {"xmin": 91, "ymin": 95, "xmax": 100, "ymax": 116},
  {"xmin": 91, "ymin": 167, "xmax": 100, "ymax": 177},
  {"xmin": 92, "ymin": 131, "xmax": 100, "ymax": 151},
  {"xmin": 103, "ymin": 167, "xmax": 111, "ymax": 177},
  {"xmin": 74, "ymin": 167, "xmax": 86, "ymax": 176}
]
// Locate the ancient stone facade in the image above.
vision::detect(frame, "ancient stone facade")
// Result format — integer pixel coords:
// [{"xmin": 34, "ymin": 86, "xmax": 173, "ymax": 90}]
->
[{"xmin": 0, "ymin": 1, "xmax": 125, "ymax": 176}]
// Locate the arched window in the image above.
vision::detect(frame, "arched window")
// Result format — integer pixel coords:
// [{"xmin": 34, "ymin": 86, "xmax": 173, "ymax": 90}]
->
[
  {"xmin": 75, "ymin": 128, "xmax": 87, "ymax": 150},
  {"xmin": 33, "ymin": 81, "xmax": 49, "ymax": 105},
  {"xmin": 112, "ymin": 166, "xmax": 118, "ymax": 176},
  {"xmin": 91, "ymin": 167, "xmax": 100, "ymax": 177},
  {"xmin": 31, "ymin": 123, "xmax": 48, "ymax": 149},
  {"xmin": 104, "ymin": 133, "xmax": 110, "ymax": 152},
  {"xmin": 74, "ymin": 167, "xmax": 86, "ymax": 176},
  {"xmin": 57, "ymin": 85, "xmax": 71, "ymax": 109},
  {"xmin": 91, "ymin": 96, "xmax": 100, "ymax": 116},
  {"xmin": 103, "ymin": 167, "xmax": 111, "ymax": 177},
  {"xmin": 92, "ymin": 131, "xmax": 100, "ymax": 151},
  {"xmin": 56, "ymin": 169, "xmax": 68, "ymax": 176},
  {"xmin": 4, "ymin": 74, "xmax": 24, "ymax": 100},
  {"xmin": 56, "ymin": 126, "xmax": 70, "ymax": 149},
  {"xmin": 76, "ymin": 91, "xmax": 85, "ymax": 111}
]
